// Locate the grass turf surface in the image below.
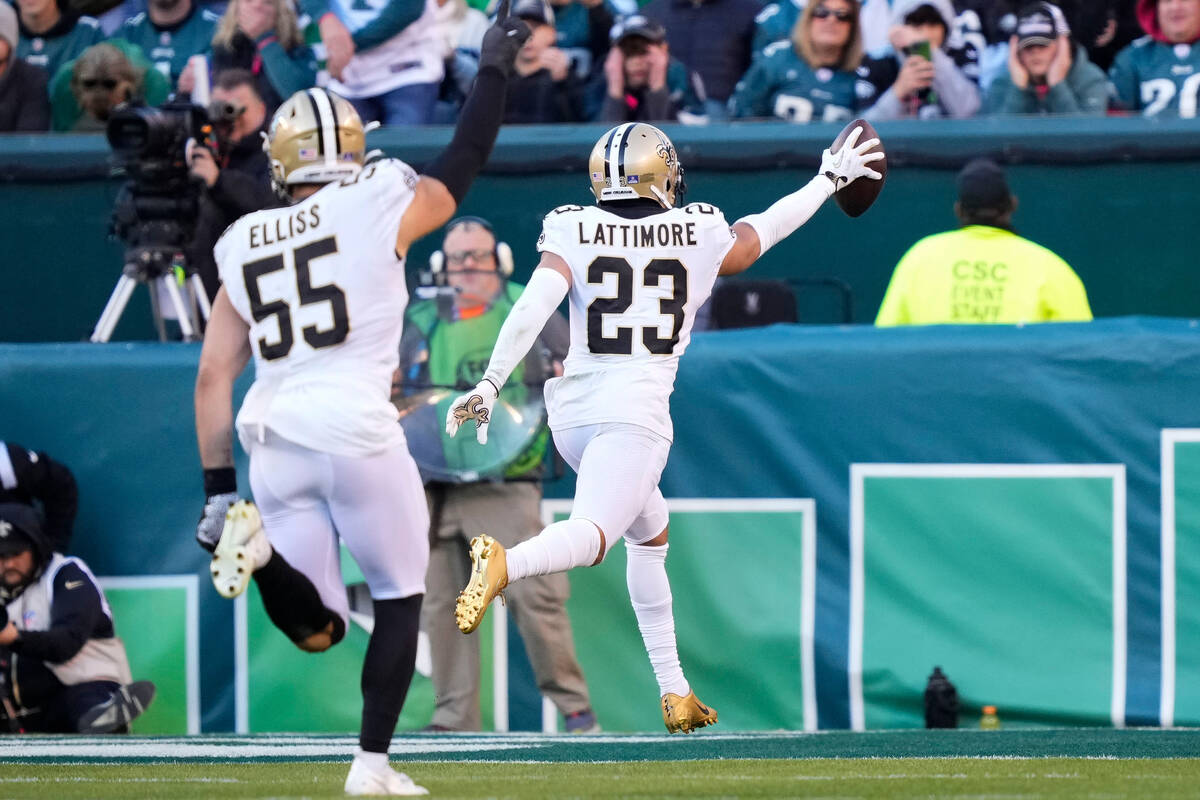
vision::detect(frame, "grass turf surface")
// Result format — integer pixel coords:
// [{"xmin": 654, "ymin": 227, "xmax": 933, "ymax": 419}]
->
[
  {"xmin": 3, "ymin": 758, "xmax": 1200, "ymax": 799},
  {"xmin": 1, "ymin": 731, "xmax": 1199, "ymax": 798}
]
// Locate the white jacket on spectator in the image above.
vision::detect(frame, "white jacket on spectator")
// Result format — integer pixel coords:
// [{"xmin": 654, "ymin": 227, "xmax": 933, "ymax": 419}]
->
[{"xmin": 864, "ymin": 0, "xmax": 981, "ymax": 120}]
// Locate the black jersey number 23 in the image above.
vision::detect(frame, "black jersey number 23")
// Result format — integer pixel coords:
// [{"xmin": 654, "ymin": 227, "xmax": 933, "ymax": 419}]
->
[{"xmin": 586, "ymin": 256, "xmax": 687, "ymax": 356}]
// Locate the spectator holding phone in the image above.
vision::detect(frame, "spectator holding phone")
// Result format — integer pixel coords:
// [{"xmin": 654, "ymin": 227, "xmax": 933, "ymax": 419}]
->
[{"xmin": 860, "ymin": 0, "xmax": 980, "ymax": 119}]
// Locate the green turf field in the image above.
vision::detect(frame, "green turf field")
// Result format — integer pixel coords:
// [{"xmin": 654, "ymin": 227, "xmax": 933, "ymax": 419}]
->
[{"xmin": 1, "ymin": 730, "xmax": 1197, "ymax": 799}]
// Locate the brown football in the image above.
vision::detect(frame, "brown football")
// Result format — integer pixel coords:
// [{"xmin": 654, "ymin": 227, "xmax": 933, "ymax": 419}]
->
[{"xmin": 830, "ymin": 118, "xmax": 886, "ymax": 218}]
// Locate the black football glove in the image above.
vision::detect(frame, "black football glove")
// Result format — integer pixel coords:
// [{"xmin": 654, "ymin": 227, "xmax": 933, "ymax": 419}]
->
[{"xmin": 479, "ymin": 0, "xmax": 531, "ymax": 76}]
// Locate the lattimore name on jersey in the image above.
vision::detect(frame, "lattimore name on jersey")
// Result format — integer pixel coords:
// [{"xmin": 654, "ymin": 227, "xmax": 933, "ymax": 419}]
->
[{"xmin": 576, "ymin": 220, "xmax": 700, "ymax": 248}]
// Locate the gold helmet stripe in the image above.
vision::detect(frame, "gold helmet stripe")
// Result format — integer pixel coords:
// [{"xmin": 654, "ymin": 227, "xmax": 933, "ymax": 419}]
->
[{"xmin": 307, "ymin": 88, "xmax": 339, "ymax": 171}]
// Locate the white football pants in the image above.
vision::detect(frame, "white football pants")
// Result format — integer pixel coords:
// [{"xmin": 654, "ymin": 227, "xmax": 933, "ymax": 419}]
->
[
  {"xmin": 248, "ymin": 433, "xmax": 430, "ymax": 627},
  {"xmin": 551, "ymin": 422, "xmax": 671, "ymax": 545}
]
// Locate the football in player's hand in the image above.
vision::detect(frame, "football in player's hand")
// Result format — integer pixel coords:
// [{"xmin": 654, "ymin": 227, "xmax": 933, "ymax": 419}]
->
[{"xmin": 831, "ymin": 118, "xmax": 886, "ymax": 218}]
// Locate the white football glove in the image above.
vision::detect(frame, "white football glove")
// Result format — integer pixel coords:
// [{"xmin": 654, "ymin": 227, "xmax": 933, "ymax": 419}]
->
[
  {"xmin": 445, "ymin": 379, "xmax": 499, "ymax": 445},
  {"xmin": 197, "ymin": 491, "xmax": 240, "ymax": 553},
  {"xmin": 820, "ymin": 125, "xmax": 885, "ymax": 192}
]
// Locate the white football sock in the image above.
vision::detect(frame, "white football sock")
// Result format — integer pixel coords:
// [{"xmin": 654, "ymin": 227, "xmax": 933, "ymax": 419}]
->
[
  {"xmin": 505, "ymin": 518, "xmax": 603, "ymax": 582},
  {"xmin": 626, "ymin": 542, "xmax": 689, "ymax": 697},
  {"xmin": 353, "ymin": 747, "xmax": 388, "ymax": 769}
]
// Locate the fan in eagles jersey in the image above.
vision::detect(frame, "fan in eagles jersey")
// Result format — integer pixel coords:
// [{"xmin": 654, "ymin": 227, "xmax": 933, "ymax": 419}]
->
[
  {"xmin": 731, "ymin": 0, "xmax": 865, "ymax": 122},
  {"xmin": 192, "ymin": 3, "xmax": 529, "ymax": 795},
  {"xmin": 444, "ymin": 121, "xmax": 882, "ymax": 734},
  {"xmin": 1110, "ymin": 0, "xmax": 1200, "ymax": 117}
]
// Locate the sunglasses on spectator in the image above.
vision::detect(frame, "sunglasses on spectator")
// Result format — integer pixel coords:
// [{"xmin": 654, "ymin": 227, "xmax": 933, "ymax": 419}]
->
[
  {"xmin": 81, "ymin": 78, "xmax": 120, "ymax": 90},
  {"xmin": 812, "ymin": 6, "xmax": 853, "ymax": 22},
  {"xmin": 446, "ymin": 249, "xmax": 496, "ymax": 266}
]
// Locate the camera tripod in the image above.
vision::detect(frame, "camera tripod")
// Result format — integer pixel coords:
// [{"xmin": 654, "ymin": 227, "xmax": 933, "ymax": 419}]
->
[{"xmin": 90, "ymin": 250, "xmax": 211, "ymax": 343}]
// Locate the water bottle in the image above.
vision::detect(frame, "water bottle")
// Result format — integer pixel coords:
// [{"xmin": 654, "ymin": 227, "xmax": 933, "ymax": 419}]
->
[{"xmin": 980, "ymin": 705, "xmax": 1000, "ymax": 729}]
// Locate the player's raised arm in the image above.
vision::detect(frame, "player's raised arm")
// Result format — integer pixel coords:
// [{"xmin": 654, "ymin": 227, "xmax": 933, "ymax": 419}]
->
[
  {"xmin": 194, "ymin": 287, "xmax": 252, "ymax": 551},
  {"xmin": 445, "ymin": 254, "xmax": 572, "ymax": 445},
  {"xmin": 719, "ymin": 124, "xmax": 884, "ymax": 276},
  {"xmin": 395, "ymin": 0, "xmax": 531, "ymax": 254}
]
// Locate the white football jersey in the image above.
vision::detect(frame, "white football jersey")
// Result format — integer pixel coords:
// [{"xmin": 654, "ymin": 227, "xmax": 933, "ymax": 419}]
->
[
  {"xmin": 537, "ymin": 202, "xmax": 736, "ymax": 440},
  {"xmin": 327, "ymin": 0, "xmax": 444, "ymax": 99},
  {"xmin": 215, "ymin": 158, "xmax": 420, "ymax": 457}
]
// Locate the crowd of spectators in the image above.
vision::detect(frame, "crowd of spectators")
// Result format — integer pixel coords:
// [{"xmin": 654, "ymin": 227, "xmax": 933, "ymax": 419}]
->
[{"xmin": 0, "ymin": 0, "xmax": 1197, "ymax": 132}]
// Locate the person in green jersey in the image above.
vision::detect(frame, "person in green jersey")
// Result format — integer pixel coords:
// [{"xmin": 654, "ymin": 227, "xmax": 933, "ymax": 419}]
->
[
  {"xmin": 1110, "ymin": 0, "xmax": 1200, "ymax": 117},
  {"xmin": 49, "ymin": 38, "xmax": 170, "ymax": 130},
  {"xmin": 116, "ymin": 0, "xmax": 220, "ymax": 85},
  {"xmin": 876, "ymin": 158, "xmax": 1092, "ymax": 326},
  {"xmin": 731, "ymin": 0, "xmax": 865, "ymax": 122},
  {"xmin": 15, "ymin": 0, "xmax": 103, "ymax": 82},
  {"xmin": 394, "ymin": 216, "xmax": 598, "ymax": 734},
  {"xmin": 751, "ymin": 0, "xmax": 803, "ymax": 57},
  {"xmin": 548, "ymin": 0, "xmax": 614, "ymax": 80}
]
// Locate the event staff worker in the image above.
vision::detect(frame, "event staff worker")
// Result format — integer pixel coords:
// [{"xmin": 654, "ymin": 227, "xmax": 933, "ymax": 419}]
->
[{"xmin": 875, "ymin": 158, "xmax": 1092, "ymax": 326}]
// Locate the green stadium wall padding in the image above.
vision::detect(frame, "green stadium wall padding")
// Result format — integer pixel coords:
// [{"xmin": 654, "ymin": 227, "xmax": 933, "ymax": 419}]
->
[{"xmin": 2, "ymin": 316, "xmax": 1198, "ymax": 730}]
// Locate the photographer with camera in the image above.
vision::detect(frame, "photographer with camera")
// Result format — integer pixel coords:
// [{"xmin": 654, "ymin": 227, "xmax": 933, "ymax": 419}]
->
[
  {"xmin": 860, "ymin": 0, "xmax": 980, "ymax": 120},
  {"xmin": 186, "ymin": 68, "xmax": 276, "ymax": 302},
  {"xmin": 0, "ymin": 503, "xmax": 155, "ymax": 734}
]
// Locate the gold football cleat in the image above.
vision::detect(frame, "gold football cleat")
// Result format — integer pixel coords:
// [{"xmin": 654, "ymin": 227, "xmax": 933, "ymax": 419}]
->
[
  {"xmin": 661, "ymin": 690, "xmax": 718, "ymax": 734},
  {"xmin": 455, "ymin": 534, "xmax": 508, "ymax": 634}
]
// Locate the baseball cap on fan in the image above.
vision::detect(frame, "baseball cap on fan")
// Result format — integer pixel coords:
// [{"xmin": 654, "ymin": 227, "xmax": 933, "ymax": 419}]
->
[
  {"xmin": 511, "ymin": 0, "xmax": 554, "ymax": 26},
  {"xmin": 611, "ymin": 15, "xmax": 666, "ymax": 46},
  {"xmin": 1015, "ymin": 3, "xmax": 1058, "ymax": 49}
]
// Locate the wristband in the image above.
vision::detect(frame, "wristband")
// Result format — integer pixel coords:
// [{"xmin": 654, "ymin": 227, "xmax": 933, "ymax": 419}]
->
[{"xmin": 204, "ymin": 467, "xmax": 237, "ymax": 496}]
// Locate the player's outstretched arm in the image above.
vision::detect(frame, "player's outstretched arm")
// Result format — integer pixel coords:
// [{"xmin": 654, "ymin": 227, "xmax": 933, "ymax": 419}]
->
[
  {"xmin": 720, "ymin": 125, "xmax": 883, "ymax": 276},
  {"xmin": 395, "ymin": 0, "xmax": 530, "ymax": 255},
  {"xmin": 446, "ymin": 256, "xmax": 571, "ymax": 444},
  {"xmin": 194, "ymin": 288, "xmax": 251, "ymax": 551}
]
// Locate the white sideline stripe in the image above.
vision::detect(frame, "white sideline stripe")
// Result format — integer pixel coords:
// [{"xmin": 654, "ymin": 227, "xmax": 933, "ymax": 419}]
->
[
  {"xmin": 848, "ymin": 463, "xmax": 1128, "ymax": 732},
  {"xmin": 542, "ymin": 497, "xmax": 817, "ymax": 731},
  {"xmin": 0, "ymin": 777, "xmax": 243, "ymax": 783},
  {"xmin": 97, "ymin": 575, "xmax": 201, "ymax": 735},
  {"xmin": 1159, "ymin": 429, "xmax": 1200, "ymax": 728},
  {"xmin": 0, "ymin": 742, "xmax": 540, "ymax": 758}
]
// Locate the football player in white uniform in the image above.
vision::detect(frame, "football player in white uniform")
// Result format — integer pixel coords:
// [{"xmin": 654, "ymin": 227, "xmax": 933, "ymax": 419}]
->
[
  {"xmin": 192, "ymin": 3, "xmax": 529, "ymax": 795},
  {"xmin": 445, "ymin": 121, "xmax": 882, "ymax": 733}
]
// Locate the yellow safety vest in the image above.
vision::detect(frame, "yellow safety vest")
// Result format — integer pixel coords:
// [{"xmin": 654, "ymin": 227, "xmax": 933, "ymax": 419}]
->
[{"xmin": 875, "ymin": 226, "xmax": 1093, "ymax": 326}]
